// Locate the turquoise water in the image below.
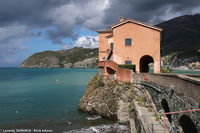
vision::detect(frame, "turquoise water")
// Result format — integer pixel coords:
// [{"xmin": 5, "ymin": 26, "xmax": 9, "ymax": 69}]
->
[
  {"xmin": 172, "ymin": 70, "xmax": 200, "ymax": 74},
  {"xmin": 0, "ymin": 68, "xmax": 107, "ymax": 130}
]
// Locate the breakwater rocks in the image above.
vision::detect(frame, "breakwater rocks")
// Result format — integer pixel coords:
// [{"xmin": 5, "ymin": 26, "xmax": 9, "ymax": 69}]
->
[{"xmin": 78, "ymin": 74, "xmax": 135, "ymax": 124}]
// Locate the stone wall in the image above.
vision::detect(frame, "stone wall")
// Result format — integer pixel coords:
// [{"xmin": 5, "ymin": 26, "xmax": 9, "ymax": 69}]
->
[
  {"xmin": 142, "ymin": 82, "xmax": 200, "ymax": 132},
  {"xmin": 99, "ymin": 60, "xmax": 132, "ymax": 82},
  {"xmin": 132, "ymin": 73, "xmax": 200, "ymax": 103},
  {"xmin": 132, "ymin": 73, "xmax": 200, "ymax": 132}
]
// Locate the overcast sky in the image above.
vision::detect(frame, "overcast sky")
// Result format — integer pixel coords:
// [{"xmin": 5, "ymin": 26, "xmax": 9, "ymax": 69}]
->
[{"xmin": 0, "ymin": 0, "xmax": 200, "ymax": 67}]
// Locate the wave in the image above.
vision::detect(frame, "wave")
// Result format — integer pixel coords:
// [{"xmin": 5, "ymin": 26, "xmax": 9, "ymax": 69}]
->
[
  {"xmin": 86, "ymin": 115, "xmax": 101, "ymax": 120},
  {"xmin": 64, "ymin": 123, "xmax": 130, "ymax": 133}
]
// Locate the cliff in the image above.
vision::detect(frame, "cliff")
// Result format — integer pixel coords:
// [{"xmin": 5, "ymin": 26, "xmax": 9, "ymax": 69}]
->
[
  {"xmin": 78, "ymin": 74, "xmax": 176, "ymax": 132},
  {"xmin": 21, "ymin": 47, "xmax": 98, "ymax": 68},
  {"xmin": 78, "ymin": 74, "xmax": 136, "ymax": 124}
]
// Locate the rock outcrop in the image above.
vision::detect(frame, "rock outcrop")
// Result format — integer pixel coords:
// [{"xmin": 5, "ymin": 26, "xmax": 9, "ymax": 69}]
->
[
  {"xmin": 21, "ymin": 56, "xmax": 60, "ymax": 68},
  {"xmin": 78, "ymin": 74, "xmax": 183, "ymax": 132},
  {"xmin": 78, "ymin": 74, "xmax": 135, "ymax": 124},
  {"xmin": 72, "ymin": 57, "xmax": 98, "ymax": 68}
]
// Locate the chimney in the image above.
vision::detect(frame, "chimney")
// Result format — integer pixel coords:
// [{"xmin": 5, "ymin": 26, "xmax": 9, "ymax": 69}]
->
[{"xmin": 120, "ymin": 17, "xmax": 125, "ymax": 22}]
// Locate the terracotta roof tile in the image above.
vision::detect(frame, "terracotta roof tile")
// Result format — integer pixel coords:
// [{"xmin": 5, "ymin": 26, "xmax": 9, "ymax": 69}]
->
[
  {"xmin": 97, "ymin": 28, "xmax": 113, "ymax": 33},
  {"xmin": 105, "ymin": 34, "xmax": 113, "ymax": 38},
  {"xmin": 110, "ymin": 18, "xmax": 163, "ymax": 31}
]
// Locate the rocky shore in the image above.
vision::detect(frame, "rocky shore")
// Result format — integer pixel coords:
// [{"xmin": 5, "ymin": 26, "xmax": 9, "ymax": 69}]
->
[
  {"xmin": 77, "ymin": 73, "xmax": 173, "ymax": 132},
  {"xmin": 78, "ymin": 74, "xmax": 135, "ymax": 124}
]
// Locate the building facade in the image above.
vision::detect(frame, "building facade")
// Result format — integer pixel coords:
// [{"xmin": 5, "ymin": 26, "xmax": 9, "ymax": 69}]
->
[{"xmin": 98, "ymin": 17, "xmax": 163, "ymax": 74}]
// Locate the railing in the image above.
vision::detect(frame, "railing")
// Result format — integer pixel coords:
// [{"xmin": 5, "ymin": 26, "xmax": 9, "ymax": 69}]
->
[{"xmin": 140, "ymin": 109, "xmax": 171, "ymax": 133}]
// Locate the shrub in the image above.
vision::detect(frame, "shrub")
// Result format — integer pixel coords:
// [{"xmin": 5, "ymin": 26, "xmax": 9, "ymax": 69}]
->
[
  {"xmin": 147, "ymin": 108, "xmax": 152, "ymax": 112},
  {"xmin": 118, "ymin": 64, "xmax": 136, "ymax": 72},
  {"xmin": 129, "ymin": 105, "xmax": 135, "ymax": 112},
  {"xmin": 161, "ymin": 67, "xmax": 172, "ymax": 73},
  {"xmin": 97, "ymin": 77, "xmax": 105, "ymax": 87},
  {"xmin": 93, "ymin": 75, "xmax": 105, "ymax": 89}
]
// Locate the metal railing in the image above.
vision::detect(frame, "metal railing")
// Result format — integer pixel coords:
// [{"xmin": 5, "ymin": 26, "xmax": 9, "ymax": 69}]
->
[{"xmin": 140, "ymin": 109, "xmax": 170, "ymax": 133}]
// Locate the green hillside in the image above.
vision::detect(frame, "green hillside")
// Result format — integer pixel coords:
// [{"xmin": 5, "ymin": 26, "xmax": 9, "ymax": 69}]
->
[
  {"xmin": 21, "ymin": 47, "xmax": 98, "ymax": 68},
  {"xmin": 157, "ymin": 14, "xmax": 200, "ymax": 57}
]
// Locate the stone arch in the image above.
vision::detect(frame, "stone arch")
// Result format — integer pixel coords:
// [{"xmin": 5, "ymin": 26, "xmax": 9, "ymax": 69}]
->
[
  {"xmin": 106, "ymin": 67, "xmax": 116, "ymax": 74},
  {"xmin": 139, "ymin": 55, "xmax": 154, "ymax": 73},
  {"xmin": 179, "ymin": 115, "xmax": 197, "ymax": 133},
  {"xmin": 106, "ymin": 67, "xmax": 116, "ymax": 80},
  {"xmin": 161, "ymin": 99, "xmax": 172, "ymax": 123}
]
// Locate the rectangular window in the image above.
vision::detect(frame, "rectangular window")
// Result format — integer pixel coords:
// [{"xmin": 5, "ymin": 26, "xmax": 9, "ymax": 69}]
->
[
  {"xmin": 110, "ymin": 42, "xmax": 113, "ymax": 50},
  {"xmin": 125, "ymin": 60, "xmax": 132, "ymax": 64},
  {"xmin": 125, "ymin": 38, "xmax": 132, "ymax": 46}
]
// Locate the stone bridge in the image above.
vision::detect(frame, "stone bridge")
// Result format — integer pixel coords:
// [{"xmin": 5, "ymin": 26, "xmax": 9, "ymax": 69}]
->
[{"xmin": 132, "ymin": 73, "xmax": 200, "ymax": 133}]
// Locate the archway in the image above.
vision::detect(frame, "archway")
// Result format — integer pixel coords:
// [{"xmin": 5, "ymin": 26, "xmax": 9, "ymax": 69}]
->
[
  {"xmin": 161, "ymin": 99, "xmax": 172, "ymax": 123},
  {"xmin": 179, "ymin": 115, "xmax": 197, "ymax": 133},
  {"xmin": 106, "ymin": 67, "xmax": 116, "ymax": 80},
  {"xmin": 106, "ymin": 67, "xmax": 116, "ymax": 74},
  {"xmin": 139, "ymin": 55, "xmax": 154, "ymax": 73}
]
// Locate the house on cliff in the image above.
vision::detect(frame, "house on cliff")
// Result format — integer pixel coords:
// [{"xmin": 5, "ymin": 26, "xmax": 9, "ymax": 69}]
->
[{"xmin": 97, "ymin": 17, "xmax": 163, "ymax": 81}]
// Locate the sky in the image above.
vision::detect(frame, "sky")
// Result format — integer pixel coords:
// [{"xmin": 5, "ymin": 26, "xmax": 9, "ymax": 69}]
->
[{"xmin": 0, "ymin": 0, "xmax": 200, "ymax": 67}]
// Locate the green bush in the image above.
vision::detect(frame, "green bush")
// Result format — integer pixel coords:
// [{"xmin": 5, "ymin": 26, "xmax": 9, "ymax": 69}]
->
[
  {"xmin": 97, "ymin": 77, "xmax": 105, "ymax": 88},
  {"xmin": 118, "ymin": 64, "xmax": 136, "ymax": 72},
  {"xmin": 161, "ymin": 67, "xmax": 172, "ymax": 73},
  {"xmin": 92, "ymin": 74, "xmax": 105, "ymax": 89}
]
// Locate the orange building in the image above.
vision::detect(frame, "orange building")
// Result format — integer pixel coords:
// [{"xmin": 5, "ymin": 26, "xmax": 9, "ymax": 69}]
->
[{"xmin": 98, "ymin": 17, "xmax": 163, "ymax": 77}]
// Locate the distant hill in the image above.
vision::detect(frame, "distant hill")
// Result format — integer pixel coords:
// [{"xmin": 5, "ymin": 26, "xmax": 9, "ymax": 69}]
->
[
  {"xmin": 157, "ymin": 14, "xmax": 200, "ymax": 57},
  {"xmin": 157, "ymin": 14, "xmax": 200, "ymax": 67},
  {"xmin": 21, "ymin": 47, "xmax": 98, "ymax": 68},
  {"xmin": 21, "ymin": 14, "xmax": 200, "ymax": 68}
]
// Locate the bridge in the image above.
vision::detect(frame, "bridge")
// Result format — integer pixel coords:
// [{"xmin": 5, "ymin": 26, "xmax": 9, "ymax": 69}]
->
[
  {"xmin": 99, "ymin": 59, "xmax": 200, "ymax": 132},
  {"xmin": 129, "ymin": 73, "xmax": 200, "ymax": 133}
]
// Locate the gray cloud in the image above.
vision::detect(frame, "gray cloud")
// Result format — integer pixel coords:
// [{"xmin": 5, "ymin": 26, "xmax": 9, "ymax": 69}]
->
[
  {"xmin": 103, "ymin": 0, "xmax": 200, "ymax": 25},
  {"xmin": 0, "ymin": 24, "xmax": 29, "ymax": 58},
  {"xmin": 0, "ymin": 0, "xmax": 200, "ymax": 59}
]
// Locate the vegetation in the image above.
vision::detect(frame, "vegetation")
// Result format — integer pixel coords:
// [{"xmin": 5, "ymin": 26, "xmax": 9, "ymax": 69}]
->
[
  {"xmin": 129, "ymin": 104, "xmax": 135, "ymax": 112},
  {"xmin": 118, "ymin": 64, "xmax": 136, "ymax": 72},
  {"xmin": 156, "ymin": 115, "xmax": 161, "ymax": 121},
  {"xmin": 21, "ymin": 47, "xmax": 98, "ymax": 67},
  {"xmin": 161, "ymin": 67, "xmax": 172, "ymax": 73},
  {"xmin": 147, "ymin": 108, "xmax": 152, "ymax": 112},
  {"xmin": 157, "ymin": 14, "xmax": 200, "ymax": 57},
  {"xmin": 89, "ymin": 73, "xmax": 105, "ymax": 89}
]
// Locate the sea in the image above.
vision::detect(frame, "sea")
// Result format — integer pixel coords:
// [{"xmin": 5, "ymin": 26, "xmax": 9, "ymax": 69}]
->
[
  {"xmin": 0, "ymin": 68, "xmax": 130, "ymax": 133},
  {"xmin": 0, "ymin": 68, "xmax": 199, "ymax": 133}
]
